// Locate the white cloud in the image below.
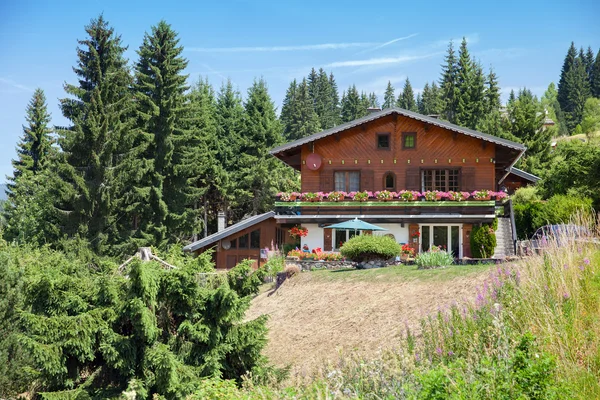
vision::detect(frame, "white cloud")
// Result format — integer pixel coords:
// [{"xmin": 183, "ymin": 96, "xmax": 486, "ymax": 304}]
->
[
  {"xmin": 0, "ymin": 77, "xmax": 33, "ymax": 92},
  {"xmin": 355, "ymin": 33, "xmax": 419, "ymax": 54},
  {"xmin": 325, "ymin": 52, "xmax": 441, "ymax": 68},
  {"xmin": 187, "ymin": 42, "xmax": 378, "ymax": 52}
]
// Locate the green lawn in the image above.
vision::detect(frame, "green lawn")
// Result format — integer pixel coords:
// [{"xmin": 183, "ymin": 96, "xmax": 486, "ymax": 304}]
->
[{"xmin": 304, "ymin": 263, "xmax": 497, "ymax": 283}]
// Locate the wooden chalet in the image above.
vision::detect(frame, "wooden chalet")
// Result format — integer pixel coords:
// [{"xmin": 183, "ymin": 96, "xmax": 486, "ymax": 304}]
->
[{"xmin": 184, "ymin": 107, "xmax": 529, "ymax": 268}]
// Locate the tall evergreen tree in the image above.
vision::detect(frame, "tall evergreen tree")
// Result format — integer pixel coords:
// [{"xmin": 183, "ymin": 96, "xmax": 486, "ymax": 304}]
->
[
  {"xmin": 368, "ymin": 92, "xmax": 379, "ymax": 108},
  {"xmin": 55, "ymin": 15, "xmax": 136, "ymax": 254},
  {"xmin": 454, "ymin": 38, "xmax": 474, "ymax": 127},
  {"xmin": 340, "ymin": 85, "xmax": 364, "ymax": 122},
  {"xmin": 466, "ymin": 62, "xmax": 486, "ymax": 129},
  {"xmin": 591, "ymin": 49, "xmax": 600, "ymax": 98},
  {"xmin": 215, "ymin": 80, "xmax": 245, "ymax": 225},
  {"xmin": 429, "ymin": 81, "xmax": 443, "ymax": 114},
  {"xmin": 8, "ymin": 88, "xmax": 53, "ymax": 185},
  {"xmin": 327, "ymin": 72, "xmax": 341, "ymax": 127},
  {"xmin": 280, "ymin": 79, "xmax": 298, "ymax": 140},
  {"xmin": 382, "ymin": 81, "xmax": 395, "ymax": 109},
  {"xmin": 397, "ymin": 78, "xmax": 417, "ymax": 111},
  {"xmin": 563, "ymin": 57, "xmax": 591, "ymax": 132},
  {"xmin": 132, "ymin": 20, "xmax": 190, "ymax": 247},
  {"xmin": 484, "ymin": 67, "xmax": 501, "ymax": 114},
  {"xmin": 314, "ymin": 69, "xmax": 333, "ymax": 128},
  {"xmin": 540, "ymin": 82, "xmax": 568, "ymax": 136},
  {"xmin": 557, "ymin": 42, "xmax": 577, "ymax": 112},
  {"xmin": 584, "ymin": 46, "xmax": 595, "ymax": 81},
  {"xmin": 418, "ymin": 82, "xmax": 430, "ymax": 114},
  {"xmin": 439, "ymin": 40, "xmax": 459, "ymax": 122},
  {"xmin": 283, "ymin": 78, "xmax": 321, "ymax": 141}
]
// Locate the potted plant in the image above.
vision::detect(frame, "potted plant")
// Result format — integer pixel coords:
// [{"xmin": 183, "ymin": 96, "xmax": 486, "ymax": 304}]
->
[
  {"xmin": 423, "ymin": 190, "xmax": 442, "ymax": 201},
  {"xmin": 289, "ymin": 226, "xmax": 309, "ymax": 238},
  {"xmin": 447, "ymin": 191, "xmax": 470, "ymax": 201},
  {"xmin": 352, "ymin": 191, "xmax": 370, "ymax": 202},
  {"xmin": 493, "ymin": 191, "xmax": 508, "ymax": 200},
  {"xmin": 472, "ymin": 190, "xmax": 491, "ymax": 201},
  {"xmin": 411, "ymin": 231, "xmax": 420, "ymax": 243},
  {"xmin": 401, "ymin": 244, "xmax": 415, "ymax": 261},
  {"xmin": 399, "ymin": 190, "xmax": 420, "ymax": 202},
  {"xmin": 302, "ymin": 192, "xmax": 324, "ymax": 202},
  {"xmin": 375, "ymin": 190, "xmax": 395, "ymax": 201},
  {"xmin": 326, "ymin": 191, "xmax": 345, "ymax": 202}
]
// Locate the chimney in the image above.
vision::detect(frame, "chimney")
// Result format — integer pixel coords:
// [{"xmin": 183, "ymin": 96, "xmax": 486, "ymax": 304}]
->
[
  {"xmin": 217, "ymin": 211, "xmax": 226, "ymax": 232},
  {"xmin": 367, "ymin": 107, "xmax": 381, "ymax": 114}
]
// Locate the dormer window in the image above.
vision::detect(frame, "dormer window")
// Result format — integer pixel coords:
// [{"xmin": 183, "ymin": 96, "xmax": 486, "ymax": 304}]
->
[{"xmin": 377, "ymin": 133, "xmax": 390, "ymax": 149}]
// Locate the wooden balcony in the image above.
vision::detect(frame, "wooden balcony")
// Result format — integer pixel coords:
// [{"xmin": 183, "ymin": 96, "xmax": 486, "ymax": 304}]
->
[{"xmin": 274, "ymin": 200, "xmax": 497, "ymax": 216}]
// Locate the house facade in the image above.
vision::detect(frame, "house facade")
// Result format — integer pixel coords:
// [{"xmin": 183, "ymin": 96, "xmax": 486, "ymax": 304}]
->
[{"xmin": 184, "ymin": 108, "xmax": 526, "ymax": 268}]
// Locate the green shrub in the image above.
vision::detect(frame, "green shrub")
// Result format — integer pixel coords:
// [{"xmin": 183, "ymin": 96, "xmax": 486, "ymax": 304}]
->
[
  {"xmin": 415, "ymin": 245, "xmax": 454, "ymax": 269},
  {"xmin": 340, "ymin": 235, "xmax": 401, "ymax": 262},
  {"xmin": 512, "ymin": 186, "xmax": 540, "ymax": 204},
  {"xmin": 514, "ymin": 201, "xmax": 545, "ymax": 239},
  {"xmin": 227, "ymin": 259, "xmax": 267, "ymax": 297},
  {"xmin": 471, "ymin": 224, "xmax": 497, "ymax": 258}
]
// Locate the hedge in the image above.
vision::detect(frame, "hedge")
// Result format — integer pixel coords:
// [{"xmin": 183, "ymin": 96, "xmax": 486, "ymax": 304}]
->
[{"xmin": 340, "ymin": 235, "xmax": 401, "ymax": 262}]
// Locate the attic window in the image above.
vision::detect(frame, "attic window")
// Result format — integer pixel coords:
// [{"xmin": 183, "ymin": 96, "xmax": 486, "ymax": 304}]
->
[
  {"xmin": 403, "ymin": 132, "xmax": 416, "ymax": 149},
  {"xmin": 377, "ymin": 133, "xmax": 390, "ymax": 149}
]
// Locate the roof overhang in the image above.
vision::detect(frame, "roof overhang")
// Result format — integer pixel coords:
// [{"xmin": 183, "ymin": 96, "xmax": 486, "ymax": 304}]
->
[
  {"xmin": 504, "ymin": 167, "xmax": 541, "ymax": 183},
  {"xmin": 270, "ymin": 107, "xmax": 526, "ymax": 171},
  {"xmin": 274, "ymin": 214, "xmax": 496, "ymax": 224}
]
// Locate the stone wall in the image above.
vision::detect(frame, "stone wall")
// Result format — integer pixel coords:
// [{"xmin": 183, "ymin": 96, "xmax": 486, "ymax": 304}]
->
[{"xmin": 284, "ymin": 258, "xmax": 355, "ymax": 271}]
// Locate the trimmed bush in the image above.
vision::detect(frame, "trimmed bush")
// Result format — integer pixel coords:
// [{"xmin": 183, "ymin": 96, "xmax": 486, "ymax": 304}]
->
[
  {"xmin": 340, "ymin": 235, "xmax": 401, "ymax": 262},
  {"xmin": 470, "ymin": 224, "xmax": 497, "ymax": 258}
]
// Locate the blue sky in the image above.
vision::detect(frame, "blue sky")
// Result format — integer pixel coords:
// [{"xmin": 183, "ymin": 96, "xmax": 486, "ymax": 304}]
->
[{"xmin": 1, "ymin": 0, "xmax": 599, "ymax": 180}]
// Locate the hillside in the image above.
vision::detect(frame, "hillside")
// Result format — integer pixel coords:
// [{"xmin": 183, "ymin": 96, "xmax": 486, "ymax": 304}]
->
[{"xmin": 247, "ymin": 264, "xmax": 495, "ymax": 375}]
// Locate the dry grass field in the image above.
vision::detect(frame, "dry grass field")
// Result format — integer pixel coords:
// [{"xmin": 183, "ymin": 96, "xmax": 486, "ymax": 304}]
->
[{"xmin": 246, "ymin": 264, "xmax": 495, "ymax": 376}]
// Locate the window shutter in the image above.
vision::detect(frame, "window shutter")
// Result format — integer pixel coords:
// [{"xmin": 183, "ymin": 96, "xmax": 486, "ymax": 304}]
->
[
  {"xmin": 361, "ymin": 170, "xmax": 374, "ymax": 191},
  {"xmin": 406, "ymin": 168, "xmax": 420, "ymax": 191},
  {"xmin": 462, "ymin": 167, "xmax": 476, "ymax": 191},
  {"xmin": 323, "ymin": 228, "xmax": 333, "ymax": 251},
  {"xmin": 320, "ymin": 170, "xmax": 334, "ymax": 192}
]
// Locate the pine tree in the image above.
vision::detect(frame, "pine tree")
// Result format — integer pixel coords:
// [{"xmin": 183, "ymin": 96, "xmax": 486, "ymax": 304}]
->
[
  {"xmin": 429, "ymin": 81, "xmax": 443, "ymax": 114},
  {"xmin": 397, "ymin": 78, "xmax": 416, "ymax": 111},
  {"xmin": 360, "ymin": 91, "xmax": 371, "ymax": 113},
  {"xmin": 55, "ymin": 15, "xmax": 136, "ymax": 254},
  {"xmin": 314, "ymin": 68, "xmax": 333, "ymax": 128},
  {"xmin": 416, "ymin": 93, "xmax": 422, "ymax": 113},
  {"xmin": 563, "ymin": 57, "xmax": 591, "ymax": 132},
  {"xmin": 540, "ymin": 82, "xmax": 568, "ymax": 136},
  {"xmin": 280, "ymin": 79, "xmax": 298, "ymax": 140},
  {"xmin": 439, "ymin": 40, "xmax": 459, "ymax": 122},
  {"xmin": 382, "ymin": 81, "xmax": 395, "ymax": 109},
  {"xmin": 132, "ymin": 20, "xmax": 190, "ymax": 247},
  {"xmin": 591, "ymin": 49, "xmax": 600, "ymax": 98},
  {"xmin": 584, "ymin": 46, "xmax": 595, "ymax": 81},
  {"xmin": 340, "ymin": 85, "xmax": 363, "ymax": 122},
  {"xmin": 418, "ymin": 82, "xmax": 430, "ymax": 114},
  {"xmin": 557, "ymin": 42, "xmax": 577, "ymax": 112},
  {"xmin": 238, "ymin": 79, "xmax": 287, "ymax": 216},
  {"xmin": 4, "ymin": 89, "xmax": 58, "ymax": 245},
  {"xmin": 8, "ymin": 88, "xmax": 53, "ymax": 185},
  {"xmin": 455, "ymin": 38, "xmax": 474, "ymax": 127},
  {"xmin": 467, "ymin": 62, "xmax": 486, "ymax": 129},
  {"xmin": 368, "ymin": 92, "xmax": 379, "ymax": 108},
  {"xmin": 327, "ymin": 72, "xmax": 341, "ymax": 127},
  {"xmin": 215, "ymin": 80, "xmax": 245, "ymax": 225},
  {"xmin": 485, "ymin": 67, "xmax": 501, "ymax": 114},
  {"xmin": 284, "ymin": 78, "xmax": 320, "ymax": 141}
]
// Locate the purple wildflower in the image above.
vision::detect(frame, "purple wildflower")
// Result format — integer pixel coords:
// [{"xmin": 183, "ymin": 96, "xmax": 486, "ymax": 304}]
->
[
  {"xmin": 563, "ymin": 264, "xmax": 569, "ymax": 270},
  {"xmin": 415, "ymin": 353, "xmax": 420, "ymax": 362},
  {"xmin": 579, "ymin": 265, "xmax": 585, "ymax": 271},
  {"xmin": 563, "ymin": 292, "xmax": 570, "ymax": 300},
  {"xmin": 584, "ymin": 258, "xmax": 590, "ymax": 265},
  {"xmin": 436, "ymin": 347, "xmax": 443, "ymax": 356},
  {"xmin": 448, "ymin": 351, "xmax": 454, "ymax": 357}
]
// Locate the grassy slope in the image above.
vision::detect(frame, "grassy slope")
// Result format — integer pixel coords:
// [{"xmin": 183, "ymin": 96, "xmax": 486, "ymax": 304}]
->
[{"xmin": 247, "ymin": 263, "xmax": 496, "ymax": 375}]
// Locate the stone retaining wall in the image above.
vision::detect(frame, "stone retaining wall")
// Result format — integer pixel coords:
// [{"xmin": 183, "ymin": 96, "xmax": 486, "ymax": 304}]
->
[{"xmin": 285, "ymin": 258, "xmax": 355, "ymax": 271}]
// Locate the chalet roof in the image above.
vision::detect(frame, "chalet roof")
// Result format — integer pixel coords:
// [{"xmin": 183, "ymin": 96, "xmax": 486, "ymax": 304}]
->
[
  {"xmin": 183, "ymin": 211, "xmax": 275, "ymax": 252},
  {"xmin": 506, "ymin": 167, "xmax": 541, "ymax": 183},
  {"xmin": 270, "ymin": 107, "xmax": 526, "ymax": 158}
]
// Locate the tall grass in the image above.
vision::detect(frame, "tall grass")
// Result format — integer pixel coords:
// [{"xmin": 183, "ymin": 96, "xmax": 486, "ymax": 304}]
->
[{"xmin": 189, "ymin": 215, "xmax": 600, "ymax": 399}]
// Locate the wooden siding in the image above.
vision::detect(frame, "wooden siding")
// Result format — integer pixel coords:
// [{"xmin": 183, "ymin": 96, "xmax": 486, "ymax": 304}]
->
[
  {"xmin": 463, "ymin": 223, "xmax": 473, "ymax": 258},
  {"xmin": 300, "ymin": 114, "xmax": 496, "ymax": 193},
  {"xmin": 192, "ymin": 218, "xmax": 294, "ymax": 269}
]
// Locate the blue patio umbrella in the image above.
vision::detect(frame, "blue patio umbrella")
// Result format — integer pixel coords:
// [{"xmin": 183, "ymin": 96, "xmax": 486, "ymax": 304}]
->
[{"xmin": 325, "ymin": 218, "xmax": 387, "ymax": 233}]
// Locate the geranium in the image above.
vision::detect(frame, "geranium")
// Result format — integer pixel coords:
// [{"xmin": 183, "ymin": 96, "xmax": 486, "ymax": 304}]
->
[
  {"xmin": 289, "ymin": 226, "xmax": 308, "ymax": 238},
  {"xmin": 493, "ymin": 191, "xmax": 508, "ymax": 200},
  {"xmin": 375, "ymin": 190, "xmax": 395, "ymax": 201},
  {"xmin": 399, "ymin": 190, "xmax": 420, "ymax": 201},
  {"xmin": 447, "ymin": 191, "xmax": 470, "ymax": 201},
  {"xmin": 326, "ymin": 191, "xmax": 346, "ymax": 202},
  {"xmin": 302, "ymin": 192, "xmax": 324, "ymax": 202},
  {"xmin": 401, "ymin": 244, "xmax": 415, "ymax": 256},
  {"xmin": 352, "ymin": 191, "xmax": 370, "ymax": 202},
  {"xmin": 278, "ymin": 192, "xmax": 301, "ymax": 201},
  {"xmin": 423, "ymin": 190, "xmax": 443, "ymax": 201},
  {"xmin": 412, "ymin": 231, "xmax": 421, "ymax": 239},
  {"xmin": 472, "ymin": 190, "xmax": 491, "ymax": 200}
]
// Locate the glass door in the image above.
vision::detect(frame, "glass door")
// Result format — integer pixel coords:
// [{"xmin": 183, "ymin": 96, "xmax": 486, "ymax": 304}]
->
[
  {"xmin": 419, "ymin": 224, "xmax": 462, "ymax": 258},
  {"xmin": 433, "ymin": 226, "xmax": 448, "ymax": 251}
]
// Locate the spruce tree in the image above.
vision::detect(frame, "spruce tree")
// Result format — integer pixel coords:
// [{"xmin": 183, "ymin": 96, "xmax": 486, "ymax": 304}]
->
[
  {"xmin": 591, "ymin": 49, "xmax": 600, "ymax": 98},
  {"xmin": 439, "ymin": 40, "xmax": 459, "ymax": 122},
  {"xmin": 315, "ymin": 68, "xmax": 333, "ymax": 128},
  {"xmin": 416, "ymin": 93, "xmax": 422, "ymax": 113},
  {"xmin": 280, "ymin": 79, "xmax": 298, "ymax": 140},
  {"xmin": 284, "ymin": 78, "xmax": 320, "ymax": 141},
  {"xmin": 455, "ymin": 37, "xmax": 474, "ymax": 127},
  {"xmin": 327, "ymin": 72, "xmax": 341, "ymax": 127},
  {"xmin": 563, "ymin": 57, "xmax": 591, "ymax": 132},
  {"xmin": 368, "ymin": 92, "xmax": 379, "ymax": 108},
  {"xmin": 382, "ymin": 81, "xmax": 395, "ymax": 109},
  {"xmin": 56, "ymin": 15, "xmax": 135, "ymax": 254},
  {"xmin": 8, "ymin": 88, "xmax": 53, "ymax": 184},
  {"xmin": 584, "ymin": 46, "xmax": 595, "ymax": 81},
  {"xmin": 397, "ymin": 78, "xmax": 416, "ymax": 111},
  {"xmin": 419, "ymin": 82, "xmax": 430, "ymax": 114},
  {"xmin": 485, "ymin": 67, "xmax": 501, "ymax": 114},
  {"xmin": 215, "ymin": 80, "xmax": 245, "ymax": 225},
  {"xmin": 132, "ymin": 20, "xmax": 190, "ymax": 247},
  {"xmin": 429, "ymin": 81, "xmax": 443, "ymax": 114},
  {"xmin": 340, "ymin": 85, "xmax": 363, "ymax": 122},
  {"xmin": 360, "ymin": 91, "xmax": 371, "ymax": 113},
  {"xmin": 557, "ymin": 42, "xmax": 577, "ymax": 112},
  {"xmin": 467, "ymin": 62, "xmax": 486, "ymax": 129}
]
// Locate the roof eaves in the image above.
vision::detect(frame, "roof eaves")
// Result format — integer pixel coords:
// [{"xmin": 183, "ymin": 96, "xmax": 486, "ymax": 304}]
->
[
  {"xmin": 507, "ymin": 167, "xmax": 541, "ymax": 183},
  {"xmin": 183, "ymin": 211, "xmax": 276, "ymax": 252}
]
